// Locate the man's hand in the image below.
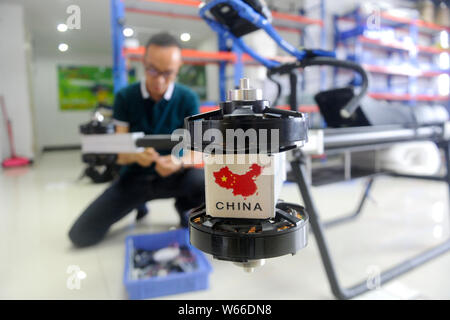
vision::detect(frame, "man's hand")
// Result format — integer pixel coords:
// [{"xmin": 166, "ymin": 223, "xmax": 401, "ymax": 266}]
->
[
  {"xmin": 135, "ymin": 148, "xmax": 159, "ymax": 167},
  {"xmin": 155, "ymin": 155, "xmax": 184, "ymax": 177},
  {"xmin": 115, "ymin": 125, "xmax": 159, "ymax": 167}
]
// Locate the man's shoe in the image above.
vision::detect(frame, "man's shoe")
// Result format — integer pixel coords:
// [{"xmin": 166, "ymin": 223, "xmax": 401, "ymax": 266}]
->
[
  {"xmin": 179, "ymin": 210, "xmax": 190, "ymax": 228},
  {"xmin": 136, "ymin": 205, "xmax": 149, "ymax": 221}
]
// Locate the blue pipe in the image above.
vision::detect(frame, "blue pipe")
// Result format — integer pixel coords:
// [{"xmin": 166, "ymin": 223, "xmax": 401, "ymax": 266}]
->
[
  {"xmin": 199, "ymin": 0, "xmax": 335, "ymax": 69},
  {"xmin": 110, "ymin": 0, "xmax": 127, "ymax": 93}
]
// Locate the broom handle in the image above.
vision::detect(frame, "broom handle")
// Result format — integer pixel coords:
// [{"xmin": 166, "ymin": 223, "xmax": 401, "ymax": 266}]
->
[{"xmin": 0, "ymin": 95, "xmax": 17, "ymax": 158}]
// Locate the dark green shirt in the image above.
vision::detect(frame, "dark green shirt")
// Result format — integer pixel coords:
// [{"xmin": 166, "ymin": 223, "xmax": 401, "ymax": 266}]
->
[{"xmin": 113, "ymin": 81, "xmax": 199, "ymax": 176}]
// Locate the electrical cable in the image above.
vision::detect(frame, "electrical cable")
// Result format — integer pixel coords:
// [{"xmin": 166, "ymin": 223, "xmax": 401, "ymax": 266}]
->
[
  {"xmin": 266, "ymin": 71, "xmax": 282, "ymax": 107},
  {"xmin": 201, "ymin": 1, "xmax": 371, "ymax": 119},
  {"xmin": 299, "ymin": 57, "xmax": 369, "ymax": 118},
  {"xmin": 267, "ymin": 57, "xmax": 369, "ymax": 118}
]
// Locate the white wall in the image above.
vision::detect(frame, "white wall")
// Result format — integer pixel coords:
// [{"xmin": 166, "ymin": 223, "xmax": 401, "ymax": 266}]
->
[
  {"xmin": 0, "ymin": 3, "xmax": 34, "ymax": 160},
  {"xmin": 32, "ymin": 50, "xmax": 112, "ymax": 150}
]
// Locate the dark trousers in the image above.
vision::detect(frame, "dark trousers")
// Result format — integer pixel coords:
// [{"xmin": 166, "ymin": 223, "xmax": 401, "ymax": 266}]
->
[{"xmin": 68, "ymin": 168, "xmax": 205, "ymax": 247}]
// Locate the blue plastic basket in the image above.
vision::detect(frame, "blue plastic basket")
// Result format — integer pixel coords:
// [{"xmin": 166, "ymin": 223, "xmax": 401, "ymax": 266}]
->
[{"xmin": 123, "ymin": 229, "xmax": 212, "ymax": 300}]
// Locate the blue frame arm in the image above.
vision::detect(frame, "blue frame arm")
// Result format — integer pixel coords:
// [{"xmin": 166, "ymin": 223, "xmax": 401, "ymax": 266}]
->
[{"xmin": 199, "ymin": 0, "xmax": 335, "ymax": 68}]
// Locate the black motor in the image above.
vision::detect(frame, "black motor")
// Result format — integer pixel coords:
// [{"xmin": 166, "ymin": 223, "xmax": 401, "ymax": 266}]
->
[{"xmin": 79, "ymin": 104, "xmax": 119, "ymax": 183}]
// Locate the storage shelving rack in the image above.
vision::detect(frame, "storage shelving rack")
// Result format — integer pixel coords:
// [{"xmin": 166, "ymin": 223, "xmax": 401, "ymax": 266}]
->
[
  {"xmin": 110, "ymin": 0, "xmax": 326, "ymax": 113},
  {"xmin": 333, "ymin": 6, "xmax": 450, "ymax": 108}
]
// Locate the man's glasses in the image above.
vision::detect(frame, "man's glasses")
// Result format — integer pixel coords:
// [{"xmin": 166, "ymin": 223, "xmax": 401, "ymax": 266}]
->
[{"xmin": 145, "ymin": 65, "xmax": 175, "ymax": 79}]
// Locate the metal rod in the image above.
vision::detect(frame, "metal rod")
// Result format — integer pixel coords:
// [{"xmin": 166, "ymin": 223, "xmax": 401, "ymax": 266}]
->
[
  {"xmin": 324, "ymin": 126, "xmax": 443, "ymax": 149},
  {"xmin": 388, "ymin": 173, "xmax": 446, "ymax": 182},
  {"xmin": 344, "ymin": 151, "xmax": 351, "ymax": 180},
  {"xmin": 323, "ymin": 177, "xmax": 374, "ymax": 229},
  {"xmin": 291, "ymin": 159, "xmax": 347, "ymax": 299},
  {"xmin": 344, "ymin": 240, "xmax": 450, "ymax": 298},
  {"xmin": 291, "ymin": 158, "xmax": 450, "ymax": 299}
]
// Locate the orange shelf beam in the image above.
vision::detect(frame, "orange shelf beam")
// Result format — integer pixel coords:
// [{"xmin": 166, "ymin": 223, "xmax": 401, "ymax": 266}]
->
[
  {"xmin": 418, "ymin": 45, "xmax": 450, "ymax": 54},
  {"xmin": 271, "ymin": 11, "xmax": 323, "ymax": 27},
  {"xmin": 363, "ymin": 64, "xmax": 450, "ymax": 77},
  {"xmin": 124, "ymin": 47, "xmax": 297, "ymax": 65},
  {"xmin": 181, "ymin": 49, "xmax": 237, "ymax": 62},
  {"xmin": 131, "ymin": 0, "xmax": 323, "ymax": 28},
  {"xmin": 358, "ymin": 36, "xmax": 450, "ymax": 55},
  {"xmin": 278, "ymin": 105, "xmax": 320, "ymax": 113},
  {"xmin": 380, "ymin": 12, "xmax": 450, "ymax": 33},
  {"xmin": 138, "ymin": 0, "xmax": 202, "ymax": 6},
  {"xmin": 199, "ymin": 105, "xmax": 219, "ymax": 113},
  {"xmin": 369, "ymin": 92, "xmax": 449, "ymax": 101},
  {"xmin": 358, "ymin": 36, "xmax": 410, "ymax": 51},
  {"xmin": 422, "ymin": 70, "xmax": 450, "ymax": 77},
  {"xmin": 124, "ymin": 47, "xmax": 237, "ymax": 62},
  {"xmin": 125, "ymin": 7, "xmax": 202, "ymax": 20},
  {"xmin": 338, "ymin": 12, "xmax": 450, "ymax": 33},
  {"xmin": 125, "ymin": 8, "xmax": 307, "ymax": 33}
]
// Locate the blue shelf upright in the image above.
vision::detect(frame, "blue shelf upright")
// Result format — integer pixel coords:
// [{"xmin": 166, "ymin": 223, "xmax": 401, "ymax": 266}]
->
[
  {"xmin": 333, "ymin": 4, "xmax": 450, "ymax": 109},
  {"xmin": 110, "ymin": 0, "xmax": 128, "ymax": 93}
]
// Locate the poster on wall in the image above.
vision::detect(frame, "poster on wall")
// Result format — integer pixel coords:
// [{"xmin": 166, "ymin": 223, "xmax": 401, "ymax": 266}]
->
[
  {"xmin": 58, "ymin": 65, "xmax": 115, "ymax": 111},
  {"xmin": 58, "ymin": 64, "xmax": 204, "ymax": 111}
]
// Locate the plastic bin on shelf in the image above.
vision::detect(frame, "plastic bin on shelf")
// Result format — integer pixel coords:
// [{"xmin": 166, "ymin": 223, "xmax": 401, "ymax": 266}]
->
[{"xmin": 123, "ymin": 228, "xmax": 212, "ymax": 300}]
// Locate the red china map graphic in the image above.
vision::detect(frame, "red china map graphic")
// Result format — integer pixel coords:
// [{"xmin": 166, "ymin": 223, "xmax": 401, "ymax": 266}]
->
[{"xmin": 213, "ymin": 164, "xmax": 263, "ymax": 197}]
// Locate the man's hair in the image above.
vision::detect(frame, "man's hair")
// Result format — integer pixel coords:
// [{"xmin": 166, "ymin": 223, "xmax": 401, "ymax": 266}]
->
[{"xmin": 145, "ymin": 32, "xmax": 181, "ymax": 50}]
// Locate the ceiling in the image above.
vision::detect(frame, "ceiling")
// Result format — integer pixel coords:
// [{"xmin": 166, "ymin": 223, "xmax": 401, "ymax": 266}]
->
[
  {"xmin": 3, "ymin": 0, "xmax": 408, "ymax": 57},
  {"xmin": 2, "ymin": 0, "xmax": 332, "ymax": 57},
  {"xmin": 4, "ymin": 0, "xmax": 112, "ymax": 55},
  {"xmin": 2, "ymin": 0, "xmax": 221, "ymax": 56}
]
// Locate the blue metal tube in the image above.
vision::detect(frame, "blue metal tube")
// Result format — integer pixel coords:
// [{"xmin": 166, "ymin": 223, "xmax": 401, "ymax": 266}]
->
[
  {"xmin": 200, "ymin": 0, "xmax": 335, "ymax": 69},
  {"xmin": 110, "ymin": 0, "xmax": 128, "ymax": 93}
]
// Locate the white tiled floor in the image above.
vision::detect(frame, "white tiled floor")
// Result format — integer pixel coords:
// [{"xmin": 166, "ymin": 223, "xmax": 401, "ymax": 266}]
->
[{"xmin": 1, "ymin": 150, "xmax": 450, "ymax": 299}]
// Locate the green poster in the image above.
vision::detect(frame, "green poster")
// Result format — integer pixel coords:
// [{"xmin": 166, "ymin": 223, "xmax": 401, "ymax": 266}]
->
[
  {"xmin": 58, "ymin": 65, "xmax": 115, "ymax": 111},
  {"xmin": 58, "ymin": 64, "xmax": 203, "ymax": 110}
]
